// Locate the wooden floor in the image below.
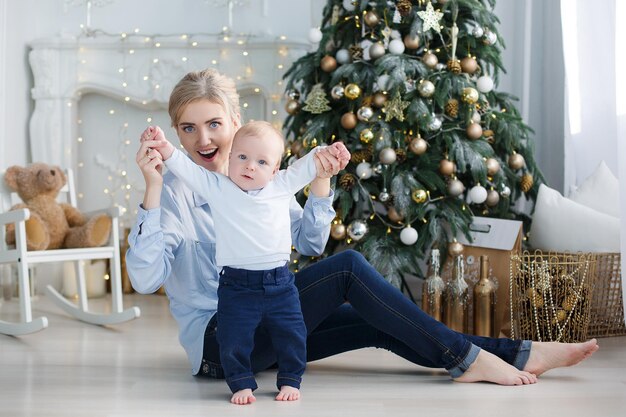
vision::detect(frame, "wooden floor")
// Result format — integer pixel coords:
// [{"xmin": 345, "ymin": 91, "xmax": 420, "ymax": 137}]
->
[{"xmin": 1, "ymin": 293, "xmax": 625, "ymax": 417}]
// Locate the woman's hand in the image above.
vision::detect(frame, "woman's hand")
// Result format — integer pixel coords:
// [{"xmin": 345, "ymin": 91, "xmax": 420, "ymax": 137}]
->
[
  {"xmin": 310, "ymin": 142, "xmax": 350, "ymax": 197},
  {"xmin": 137, "ymin": 126, "xmax": 165, "ymax": 209}
]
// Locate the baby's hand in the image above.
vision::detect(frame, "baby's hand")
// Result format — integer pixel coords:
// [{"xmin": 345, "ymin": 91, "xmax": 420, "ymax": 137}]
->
[
  {"xmin": 141, "ymin": 126, "xmax": 175, "ymax": 160},
  {"xmin": 314, "ymin": 142, "xmax": 351, "ymax": 178},
  {"xmin": 327, "ymin": 142, "xmax": 351, "ymax": 164}
]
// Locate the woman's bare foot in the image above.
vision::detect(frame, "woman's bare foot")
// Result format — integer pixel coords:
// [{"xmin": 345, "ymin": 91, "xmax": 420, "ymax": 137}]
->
[
  {"xmin": 231, "ymin": 389, "xmax": 256, "ymax": 405},
  {"xmin": 454, "ymin": 349, "xmax": 538, "ymax": 385},
  {"xmin": 524, "ymin": 339, "xmax": 599, "ymax": 376},
  {"xmin": 275, "ymin": 385, "xmax": 300, "ymax": 401}
]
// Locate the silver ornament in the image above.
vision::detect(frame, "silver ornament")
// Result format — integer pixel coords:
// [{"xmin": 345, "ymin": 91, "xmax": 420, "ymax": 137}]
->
[
  {"xmin": 428, "ymin": 115, "xmax": 442, "ymax": 131},
  {"xmin": 369, "ymin": 42, "xmax": 386, "ymax": 60},
  {"xmin": 373, "ymin": 163, "xmax": 384, "ymax": 175},
  {"xmin": 331, "ymin": 85, "xmax": 345, "ymax": 100},
  {"xmin": 501, "ymin": 186, "xmax": 511, "ymax": 197},
  {"xmin": 435, "ymin": 63, "xmax": 446, "ymax": 71},
  {"xmin": 472, "ymin": 26, "xmax": 484, "ymax": 38},
  {"xmin": 379, "ymin": 190, "xmax": 390, "ymax": 202},
  {"xmin": 357, "ymin": 106, "xmax": 374, "ymax": 121},
  {"xmin": 379, "ymin": 147, "xmax": 397, "ymax": 164},
  {"xmin": 347, "ymin": 219, "xmax": 368, "ymax": 241},
  {"xmin": 286, "ymin": 89, "xmax": 300, "ymax": 100},
  {"xmin": 483, "ymin": 30, "xmax": 498, "ymax": 45},
  {"xmin": 418, "ymin": 80, "xmax": 435, "ymax": 98},
  {"xmin": 448, "ymin": 179, "xmax": 465, "ymax": 197},
  {"xmin": 336, "ymin": 48, "xmax": 351, "ymax": 64}
]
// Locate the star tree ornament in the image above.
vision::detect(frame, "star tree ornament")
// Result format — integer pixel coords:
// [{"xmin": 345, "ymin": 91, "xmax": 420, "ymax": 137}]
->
[
  {"xmin": 302, "ymin": 83, "xmax": 331, "ymax": 114},
  {"xmin": 417, "ymin": 2, "xmax": 444, "ymax": 33},
  {"xmin": 384, "ymin": 91, "xmax": 410, "ymax": 122}
]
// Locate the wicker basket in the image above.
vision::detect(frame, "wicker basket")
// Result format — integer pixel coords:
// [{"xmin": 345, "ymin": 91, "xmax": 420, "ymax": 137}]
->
[
  {"xmin": 510, "ymin": 251, "xmax": 596, "ymax": 342},
  {"xmin": 587, "ymin": 253, "xmax": 626, "ymax": 338}
]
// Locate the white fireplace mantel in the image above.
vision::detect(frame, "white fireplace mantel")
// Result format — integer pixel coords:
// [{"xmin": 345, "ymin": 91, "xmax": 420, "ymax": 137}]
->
[{"xmin": 28, "ymin": 35, "xmax": 309, "ymax": 170}]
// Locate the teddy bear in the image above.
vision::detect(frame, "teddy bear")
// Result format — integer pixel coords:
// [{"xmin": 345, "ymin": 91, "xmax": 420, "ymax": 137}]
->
[{"xmin": 4, "ymin": 163, "xmax": 112, "ymax": 251}]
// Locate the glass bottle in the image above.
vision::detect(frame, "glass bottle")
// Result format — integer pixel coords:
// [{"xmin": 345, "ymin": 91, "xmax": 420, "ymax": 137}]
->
[
  {"xmin": 422, "ymin": 249, "xmax": 445, "ymax": 321},
  {"xmin": 444, "ymin": 254, "xmax": 468, "ymax": 333},
  {"xmin": 473, "ymin": 255, "xmax": 496, "ymax": 337}
]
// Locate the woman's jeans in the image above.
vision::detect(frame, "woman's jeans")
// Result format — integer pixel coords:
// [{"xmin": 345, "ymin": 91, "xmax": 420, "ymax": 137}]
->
[{"xmin": 200, "ymin": 250, "xmax": 531, "ymax": 379}]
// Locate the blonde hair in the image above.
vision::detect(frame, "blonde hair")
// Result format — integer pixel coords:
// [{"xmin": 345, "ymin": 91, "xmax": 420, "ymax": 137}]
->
[
  {"xmin": 168, "ymin": 68, "xmax": 240, "ymax": 127},
  {"xmin": 234, "ymin": 120, "xmax": 285, "ymax": 158}
]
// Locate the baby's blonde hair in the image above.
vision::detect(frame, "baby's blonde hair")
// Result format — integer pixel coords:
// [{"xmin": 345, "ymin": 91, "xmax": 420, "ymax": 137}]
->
[{"xmin": 233, "ymin": 121, "xmax": 285, "ymax": 160}]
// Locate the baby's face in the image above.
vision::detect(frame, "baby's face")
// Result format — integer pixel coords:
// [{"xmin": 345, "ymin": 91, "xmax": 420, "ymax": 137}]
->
[{"xmin": 228, "ymin": 133, "xmax": 282, "ymax": 191}]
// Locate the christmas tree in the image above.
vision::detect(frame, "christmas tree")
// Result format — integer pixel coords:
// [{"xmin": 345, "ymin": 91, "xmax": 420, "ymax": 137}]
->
[{"xmin": 282, "ymin": 0, "xmax": 543, "ymax": 288}]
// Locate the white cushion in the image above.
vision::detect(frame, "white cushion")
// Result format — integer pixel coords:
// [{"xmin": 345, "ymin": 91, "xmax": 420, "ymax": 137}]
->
[
  {"xmin": 569, "ymin": 161, "xmax": 620, "ymax": 218},
  {"xmin": 529, "ymin": 184, "xmax": 620, "ymax": 252}
]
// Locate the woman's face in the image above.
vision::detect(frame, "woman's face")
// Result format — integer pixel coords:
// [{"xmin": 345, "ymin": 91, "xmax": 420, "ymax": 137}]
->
[{"xmin": 175, "ymin": 99, "xmax": 239, "ymax": 173}]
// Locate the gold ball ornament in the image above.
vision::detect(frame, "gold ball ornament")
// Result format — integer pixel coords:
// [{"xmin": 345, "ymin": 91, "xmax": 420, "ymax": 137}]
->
[
  {"xmin": 466, "ymin": 122, "xmax": 483, "ymax": 140},
  {"xmin": 562, "ymin": 293, "xmax": 578, "ymax": 311},
  {"xmin": 364, "ymin": 10, "xmax": 380, "ymax": 27},
  {"xmin": 379, "ymin": 147, "xmax": 397, "ymax": 164},
  {"xmin": 285, "ymin": 99, "xmax": 301, "ymax": 115},
  {"xmin": 409, "ymin": 136, "xmax": 428, "ymax": 155},
  {"xmin": 412, "ymin": 189, "xmax": 428, "ymax": 204},
  {"xmin": 422, "ymin": 52, "xmax": 439, "ymax": 69},
  {"xmin": 520, "ymin": 173, "xmax": 534, "ymax": 193},
  {"xmin": 331, "ymin": 222, "xmax": 347, "ymax": 240},
  {"xmin": 320, "ymin": 55, "xmax": 337, "ymax": 72},
  {"xmin": 303, "ymin": 184, "xmax": 311, "ymax": 197},
  {"xmin": 556, "ymin": 309, "xmax": 567, "ymax": 322},
  {"xmin": 387, "ymin": 206, "xmax": 405, "ymax": 223},
  {"xmin": 403, "ymin": 34, "xmax": 420, "ymax": 49},
  {"xmin": 508, "ymin": 153, "xmax": 525, "ymax": 170},
  {"xmin": 448, "ymin": 241, "xmax": 464, "ymax": 257},
  {"xmin": 485, "ymin": 189, "xmax": 500, "ymax": 207},
  {"xmin": 359, "ymin": 128, "xmax": 374, "ymax": 144},
  {"xmin": 344, "ymin": 83, "xmax": 362, "ymax": 100},
  {"xmin": 446, "ymin": 59, "xmax": 462, "ymax": 74},
  {"xmin": 418, "ymin": 80, "xmax": 436, "ymax": 98},
  {"xmin": 372, "ymin": 92, "xmax": 387, "ymax": 108},
  {"xmin": 486, "ymin": 158, "xmax": 500, "ymax": 176},
  {"xmin": 340, "ymin": 112, "xmax": 358, "ymax": 130},
  {"xmin": 439, "ymin": 159, "xmax": 456, "ymax": 176},
  {"xmin": 460, "ymin": 56, "xmax": 478, "ymax": 74},
  {"xmin": 461, "ymin": 87, "xmax": 479, "ymax": 104},
  {"xmin": 527, "ymin": 288, "xmax": 544, "ymax": 308}
]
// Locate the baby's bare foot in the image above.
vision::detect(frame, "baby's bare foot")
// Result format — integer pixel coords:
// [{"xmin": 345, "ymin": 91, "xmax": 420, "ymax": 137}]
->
[
  {"xmin": 524, "ymin": 339, "xmax": 599, "ymax": 376},
  {"xmin": 231, "ymin": 388, "xmax": 256, "ymax": 405},
  {"xmin": 454, "ymin": 349, "xmax": 537, "ymax": 385},
  {"xmin": 275, "ymin": 385, "xmax": 300, "ymax": 401}
]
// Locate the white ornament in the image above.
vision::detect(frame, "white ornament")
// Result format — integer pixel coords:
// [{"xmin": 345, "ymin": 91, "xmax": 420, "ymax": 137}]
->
[
  {"xmin": 388, "ymin": 39, "xmax": 405, "ymax": 55},
  {"xmin": 469, "ymin": 185, "xmax": 488, "ymax": 204},
  {"xmin": 342, "ymin": 0, "xmax": 356, "ymax": 12},
  {"xmin": 361, "ymin": 39, "xmax": 373, "ymax": 61},
  {"xmin": 356, "ymin": 162, "xmax": 373, "ymax": 179},
  {"xmin": 472, "ymin": 26, "xmax": 484, "ymax": 38},
  {"xmin": 472, "ymin": 111, "xmax": 481, "ymax": 123},
  {"xmin": 308, "ymin": 27, "xmax": 323, "ymax": 43},
  {"xmin": 376, "ymin": 74, "xmax": 390, "ymax": 91},
  {"xmin": 400, "ymin": 227, "xmax": 419, "ymax": 245},
  {"xmin": 391, "ymin": 30, "xmax": 402, "ymax": 39},
  {"xmin": 477, "ymin": 75, "xmax": 494, "ymax": 93},
  {"xmin": 484, "ymin": 30, "xmax": 498, "ymax": 45},
  {"xmin": 336, "ymin": 49, "xmax": 351, "ymax": 64}
]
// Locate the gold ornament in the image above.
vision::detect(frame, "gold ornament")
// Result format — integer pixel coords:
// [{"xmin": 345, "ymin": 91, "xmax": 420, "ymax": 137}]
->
[
  {"xmin": 303, "ymin": 184, "xmax": 311, "ymax": 197},
  {"xmin": 409, "ymin": 136, "xmax": 428, "ymax": 155},
  {"xmin": 508, "ymin": 153, "xmax": 525, "ymax": 170},
  {"xmin": 520, "ymin": 173, "xmax": 534, "ymax": 192},
  {"xmin": 364, "ymin": 10, "xmax": 380, "ymax": 27},
  {"xmin": 344, "ymin": 83, "xmax": 362, "ymax": 100},
  {"xmin": 418, "ymin": 80, "xmax": 436, "ymax": 98},
  {"xmin": 331, "ymin": 222, "xmax": 347, "ymax": 240},
  {"xmin": 285, "ymin": 99, "xmax": 301, "ymax": 115},
  {"xmin": 445, "ymin": 99, "xmax": 459, "ymax": 118},
  {"xmin": 379, "ymin": 147, "xmax": 397, "ymax": 164},
  {"xmin": 372, "ymin": 92, "xmax": 387, "ymax": 108},
  {"xmin": 461, "ymin": 87, "xmax": 479, "ymax": 104},
  {"xmin": 448, "ymin": 240, "xmax": 464, "ymax": 257},
  {"xmin": 439, "ymin": 159, "xmax": 456, "ymax": 176},
  {"xmin": 320, "ymin": 55, "xmax": 338, "ymax": 72},
  {"xmin": 483, "ymin": 129, "xmax": 495, "ymax": 144},
  {"xmin": 387, "ymin": 206, "xmax": 405, "ymax": 223},
  {"xmin": 460, "ymin": 56, "xmax": 478, "ymax": 74},
  {"xmin": 340, "ymin": 112, "xmax": 358, "ymax": 130},
  {"xmin": 383, "ymin": 91, "xmax": 410, "ymax": 122},
  {"xmin": 397, "ymin": 0, "xmax": 412, "ymax": 16},
  {"xmin": 403, "ymin": 34, "xmax": 420, "ymax": 49},
  {"xmin": 359, "ymin": 128, "xmax": 374, "ymax": 143},
  {"xmin": 486, "ymin": 158, "xmax": 500, "ymax": 176},
  {"xmin": 485, "ymin": 189, "xmax": 500, "ymax": 207},
  {"xmin": 527, "ymin": 288, "xmax": 544, "ymax": 308},
  {"xmin": 447, "ymin": 59, "xmax": 462, "ymax": 74},
  {"xmin": 422, "ymin": 52, "xmax": 438, "ymax": 69},
  {"xmin": 302, "ymin": 83, "xmax": 331, "ymax": 114},
  {"xmin": 412, "ymin": 189, "xmax": 428, "ymax": 204},
  {"xmin": 417, "ymin": 2, "xmax": 444, "ymax": 33},
  {"xmin": 339, "ymin": 173, "xmax": 356, "ymax": 191},
  {"xmin": 466, "ymin": 122, "xmax": 483, "ymax": 140}
]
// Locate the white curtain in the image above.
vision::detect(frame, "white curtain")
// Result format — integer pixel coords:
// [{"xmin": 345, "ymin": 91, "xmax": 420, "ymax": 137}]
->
[{"xmin": 560, "ymin": 0, "xmax": 626, "ymax": 323}]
